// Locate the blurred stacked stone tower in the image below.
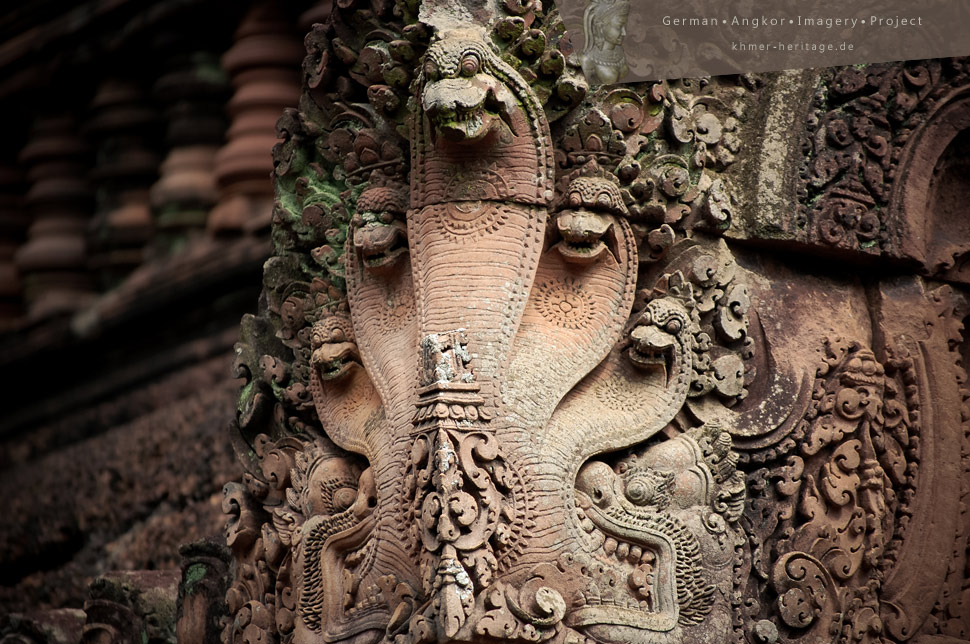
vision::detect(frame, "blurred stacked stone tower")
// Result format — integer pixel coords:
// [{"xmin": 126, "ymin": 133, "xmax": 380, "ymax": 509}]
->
[{"xmin": 0, "ymin": 0, "xmax": 325, "ymax": 637}]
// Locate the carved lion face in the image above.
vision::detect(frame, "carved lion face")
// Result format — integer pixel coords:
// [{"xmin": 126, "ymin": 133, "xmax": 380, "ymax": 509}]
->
[{"xmin": 571, "ymin": 428, "xmax": 743, "ymax": 643}]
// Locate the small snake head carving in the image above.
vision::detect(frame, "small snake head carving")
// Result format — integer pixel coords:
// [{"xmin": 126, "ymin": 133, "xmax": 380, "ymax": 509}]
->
[
  {"xmin": 351, "ymin": 185, "xmax": 409, "ymax": 273},
  {"xmin": 421, "ymin": 35, "xmax": 518, "ymax": 142},
  {"xmin": 627, "ymin": 298, "xmax": 692, "ymax": 379},
  {"xmin": 353, "ymin": 219, "xmax": 408, "ymax": 271},
  {"xmin": 554, "ymin": 177, "xmax": 628, "ymax": 264},
  {"xmin": 310, "ymin": 315, "xmax": 361, "ymax": 382},
  {"xmin": 555, "ymin": 209, "xmax": 614, "ymax": 264}
]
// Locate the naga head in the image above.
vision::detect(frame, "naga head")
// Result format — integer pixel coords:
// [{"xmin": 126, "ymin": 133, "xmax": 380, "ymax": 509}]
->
[
  {"xmin": 554, "ymin": 177, "xmax": 628, "ymax": 264},
  {"xmin": 351, "ymin": 185, "xmax": 409, "ymax": 273},
  {"xmin": 310, "ymin": 314, "xmax": 361, "ymax": 382},
  {"xmin": 627, "ymin": 296, "xmax": 694, "ymax": 387},
  {"xmin": 420, "ymin": 31, "xmax": 520, "ymax": 142}
]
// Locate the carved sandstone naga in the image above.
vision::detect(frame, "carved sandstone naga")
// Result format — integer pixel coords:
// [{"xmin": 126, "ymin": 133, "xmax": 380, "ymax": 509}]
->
[
  {"xmin": 223, "ymin": 4, "xmax": 970, "ymax": 643},
  {"xmin": 225, "ymin": 2, "xmax": 753, "ymax": 644},
  {"xmin": 274, "ymin": 23, "xmax": 744, "ymax": 644}
]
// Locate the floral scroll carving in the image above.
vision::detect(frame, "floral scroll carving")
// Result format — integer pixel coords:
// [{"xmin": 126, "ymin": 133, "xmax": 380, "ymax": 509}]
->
[
  {"xmin": 743, "ymin": 340, "xmax": 917, "ymax": 643},
  {"xmin": 797, "ymin": 59, "xmax": 970, "ymax": 258}
]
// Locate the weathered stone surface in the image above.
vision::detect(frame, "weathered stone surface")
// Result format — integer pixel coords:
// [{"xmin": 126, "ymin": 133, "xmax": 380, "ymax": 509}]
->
[
  {"xmin": 218, "ymin": 1, "xmax": 970, "ymax": 643},
  {"xmin": 0, "ymin": 3, "xmax": 969, "ymax": 644},
  {"xmin": 0, "ymin": 357, "xmax": 238, "ymax": 615},
  {"xmin": 730, "ymin": 59, "xmax": 970, "ymax": 282}
]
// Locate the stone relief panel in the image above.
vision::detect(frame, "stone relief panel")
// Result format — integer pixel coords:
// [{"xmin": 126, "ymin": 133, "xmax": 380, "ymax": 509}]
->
[
  {"xmin": 220, "ymin": 1, "xmax": 970, "ymax": 643},
  {"xmin": 730, "ymin": 58, "xmax": 970, "ymax": 287},
  {"xmin": 795, "ymin": 60, "xmax": 970, "ymax": 261}
]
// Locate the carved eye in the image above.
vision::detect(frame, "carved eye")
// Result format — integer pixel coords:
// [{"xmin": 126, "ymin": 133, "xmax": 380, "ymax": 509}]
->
[
  {"xmin": 460, "ymin": 53, "xmax": 480, "ymax": 77},
  {"xmin": 587, "ymin": 483, "xmax": 611, "ymax": 508},
  {"xmin": 424, "ymin": 60, "xmax": 439, "ymax": 80},
  {"xmin": 307, "ymin": 463, "xmax": 360, "ymax": 517},
  {"xmin": 332, "ymin": 487, "xmax": 358, "ymax": 513},
  {"xmin": 665, "ymin": 318, "xmax": 682, "ymax": 334},
  {"xmin": 310, "ymin": 328, "xmax": 325, "ymax": 349},
  {"xmin": 625, "ymin": 478, "xmax": 655, "ymax": 505}
]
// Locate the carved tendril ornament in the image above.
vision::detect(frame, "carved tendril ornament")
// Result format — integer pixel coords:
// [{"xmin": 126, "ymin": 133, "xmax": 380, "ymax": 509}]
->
[{"xmin": 223, "ymin": 1, "xmax": 970, "ymax": 643}]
